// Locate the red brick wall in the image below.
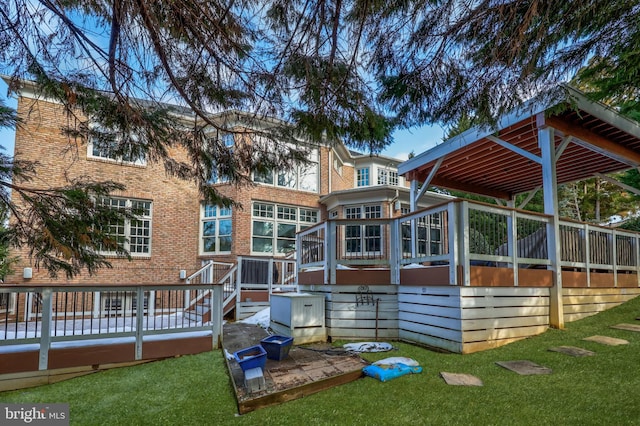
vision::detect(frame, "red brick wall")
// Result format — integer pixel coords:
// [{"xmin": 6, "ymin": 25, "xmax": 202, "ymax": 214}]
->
[
  {"xmin": 6, "ymin": 96, "xmax": 336, "ymax": 285},
  {"xmin": 6, "ymin": 96, "xmax": 202, "ymax": 285}
]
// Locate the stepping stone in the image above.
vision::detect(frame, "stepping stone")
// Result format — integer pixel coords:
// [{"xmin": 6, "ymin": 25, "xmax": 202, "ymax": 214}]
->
[
  {"xmin": 495, "ymin": 360, "xmax": 552, "ymax": 375},
  {"xmin": 583, "ymin": 335, "xmax": 629, "ymax": 346},
  {"xmin": 440, "ymin": 372, "xmax": 483, "ymax": 387},
  {"xmin": 548, "ymin": 346, "xmax": 595, "ymax": 357},
  {"xmin": 611, "ymin": 323, "xmax": 640, "ymax": 332}
]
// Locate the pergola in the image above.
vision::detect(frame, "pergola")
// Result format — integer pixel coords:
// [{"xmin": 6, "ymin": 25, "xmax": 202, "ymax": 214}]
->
[{"xmin": 398, "ymin": 85, "xmax": 640, "ymax": 328}]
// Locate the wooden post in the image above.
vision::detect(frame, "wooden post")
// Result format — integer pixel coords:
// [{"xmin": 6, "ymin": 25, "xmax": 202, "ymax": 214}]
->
[
  {"xmin": 236, "ymin": 256, "xmax": 243, "ymax": 315},
  {"xmin": 584, "ymin": 224, "xmax": 591, "ymax": 287},
  {"xmin": 459, "ymin": 201, "xmax": 470, "ymax": 286},
  {"xmin": 508, "ymin": 208, "xmax": 519, "ymax": 287},
  {"xmin": 410, "ymin": 180, "xmax": 418, "ymax": 258},
  {"xmin": 539, "ymin": 124, "xmax": 564, "ymax": 329}
]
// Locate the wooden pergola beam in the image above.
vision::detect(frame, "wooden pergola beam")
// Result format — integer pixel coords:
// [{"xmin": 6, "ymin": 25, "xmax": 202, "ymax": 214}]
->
[{"xmin": 545, "ymin": 116, "xmax": 640, "ymax": 167}]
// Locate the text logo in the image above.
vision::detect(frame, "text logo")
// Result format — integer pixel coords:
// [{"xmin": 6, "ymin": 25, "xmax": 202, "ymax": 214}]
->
[{"xmin": 1, "ymin": 404, "xmax": 69, "ymax": 426}]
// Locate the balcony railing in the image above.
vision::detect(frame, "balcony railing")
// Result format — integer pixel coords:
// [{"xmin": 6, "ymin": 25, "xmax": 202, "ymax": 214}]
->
[{"xmin": 297, "ymin": 199, "xmax": 640, "ymax": 287}]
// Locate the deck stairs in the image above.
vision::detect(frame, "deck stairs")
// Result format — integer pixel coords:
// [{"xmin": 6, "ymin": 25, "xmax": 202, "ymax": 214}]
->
[
  {"xmin": 184, "ymin": 261, "xmax": 238, "ymax": 322},
  {"xmin": 184, "ymin": 256, "xmax": 299, "ymax": 321}
]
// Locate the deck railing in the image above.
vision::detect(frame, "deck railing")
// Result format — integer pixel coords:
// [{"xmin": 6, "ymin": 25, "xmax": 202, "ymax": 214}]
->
[
  {"xmin": 297, "ymin": 198, "xmax": 640, "ymax": 286},
  {"xmin": 185, "ymin": 261, "xmax": 235, "ymax": 311},
  {"xmin": 0, "ymin": 283, "xmax": 223, "ymax": 370},
  {"xmin": 237, "ymin": 256, "xmax": 297, "ymax": 293},
  {"xmin": 559, "ymin": 220, "xmax": 640, "ymax": 286}
]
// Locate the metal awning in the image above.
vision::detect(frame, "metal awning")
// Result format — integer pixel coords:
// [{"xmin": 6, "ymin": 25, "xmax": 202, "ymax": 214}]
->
[{"xmin": 399, "ymin": 86, "xmax": 640, "ymax": 200}]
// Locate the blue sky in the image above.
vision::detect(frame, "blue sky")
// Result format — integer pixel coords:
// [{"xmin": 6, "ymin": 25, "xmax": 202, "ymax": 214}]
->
[{"xmin": 0, "ymin": 79, "xmax": 443, "ymax": 162}]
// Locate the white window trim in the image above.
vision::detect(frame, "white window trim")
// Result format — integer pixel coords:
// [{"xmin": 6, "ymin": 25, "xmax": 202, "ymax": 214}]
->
[
  {"xmin": 99, "ymin": 291, "xmax": 151, "ymax": 317},
  {"xmin": 333, "ymin": 155, "xmax": 344, "ymax": 176},
  {"xmin": 205, "ymin": 132, "xmax": 234, "ymax": 184},
  {"xmin": 377, "ymin": 168, "xmax": 399, "ymax": 186},
  {"xmin": 200, "ymin": 205, "xmax": 233, "ymax": 255},
  {"xmin": 87, "ymin": 133, "xmax": 147, "ymax": 166},
  {"xmin": 250, "ymin": 202, "xmax": 319, "ymax": 256},
  {"xmin": 252, "ymin": 143, "xmax": 320, "ymax": 193},
  {"xmin": 356, "ymin": 167, "xmax": 370, "ymax": 187},
  {"xmin": 401, "ymin": 211, "xmax": 444, "ymax": 257},
  {"xmin": 98, "ymin": 197, "xmax": 153, "ymax": 257},
  {"xmin": 343, "ymin": 203, "xmax": 383, "ymax": 257}
]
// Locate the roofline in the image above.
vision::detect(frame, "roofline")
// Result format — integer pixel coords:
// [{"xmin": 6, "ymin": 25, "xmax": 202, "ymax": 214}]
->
[
  {"xmin": 2, "ymin": 75, "xmax": 198, "ymax": 121},
  {"xmin": 351, "ymin": 152, "xmax": 405, "ymax": 164},
  {"xmin": 3, "ymin": 76, "xmax": 407, "ymax": 163},
  {"xmin": 319, "ymin": 185, "xmax": 453, "ymax": 204},
  {"xmin": 565, "ymin": 85, "xmax": 640, "ymax": 141}
]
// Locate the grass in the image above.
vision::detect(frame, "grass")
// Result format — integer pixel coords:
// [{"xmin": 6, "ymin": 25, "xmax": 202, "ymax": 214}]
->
[{"xmin": 2, "ymin": 297, "xmax": 640, "ymax": 425}]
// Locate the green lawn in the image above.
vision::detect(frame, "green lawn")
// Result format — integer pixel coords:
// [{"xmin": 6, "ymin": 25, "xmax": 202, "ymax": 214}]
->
[{"xmin": 2, "ymin": 297, "xmax": 640, "ymax": 425}]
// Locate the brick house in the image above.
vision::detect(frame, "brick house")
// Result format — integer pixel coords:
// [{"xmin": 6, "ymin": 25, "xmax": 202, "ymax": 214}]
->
[{"xmin": 3, "ymin": 80, "xmax": 449, "ymax": 317}]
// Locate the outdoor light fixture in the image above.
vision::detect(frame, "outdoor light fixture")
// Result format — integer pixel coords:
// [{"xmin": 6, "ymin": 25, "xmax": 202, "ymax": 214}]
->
[
  {"xmin": 23, "ymin": 267, "xmax": 33, "ymax": 279},
  {"xmin": 179, "ymin": 269, "xmax": 187, "ymax": 280}
]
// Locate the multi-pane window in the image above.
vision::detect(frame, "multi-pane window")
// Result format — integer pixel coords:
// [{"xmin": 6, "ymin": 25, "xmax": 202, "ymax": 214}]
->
[
  {"xmin": 402, "ymin": 211, "xmax": 443, "ymax": 256},
  {"xmin": 206, "ymin": 132, "xmax": 234, "ymax": 184},
  {"xmin": 344, "ymin": 204, "xmax": 382, "ymax": 255},
  {"xmin": 253, "ymin": 144, "xmax": 319, "ymax": 192},
  {"xmin": 356, "ymin": 168, "xmax": 370, "ymax": 187},
  {"xmin": 251, "ymin": 202, "xmax": 319, "ymax": 255},
  {"xmin": 98, "ymin": 197, "xmax": 152, "ymax": 255},
  {"xmin": 201, "ymin": 205, "xmax": 232, "ymax": 254},
  {"xmin": 377, "ymin": 169, "xmax": 399, "ymax": 186},
  {"xmin": 90, "ymin": 142, "xmax": 145, "ymax": 165},
  {"xmin": 88, "ymin": 125, "xmax": 146, "ymax": 165}
]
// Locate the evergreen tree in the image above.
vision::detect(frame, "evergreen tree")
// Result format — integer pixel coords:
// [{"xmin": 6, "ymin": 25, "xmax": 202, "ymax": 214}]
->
[
  {"xmin": 1, "ymin": 1, "xmax": 639, "ymax": 276},
  {"xmin": 0, "ymin": 99, "xmax": 138, "ymax": 277},
  {"xmin": 0, "ymin": 1, "xmax": 395, "ymax": 277},
  {"xmin": 374, "ymin": 1, "xmax": 640, "ymax": 126}
]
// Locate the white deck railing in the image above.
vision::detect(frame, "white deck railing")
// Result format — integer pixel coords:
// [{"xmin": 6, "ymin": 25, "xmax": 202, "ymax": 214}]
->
[
  {"xmin": 0, "ymin": 283, "xmax": 223, "ymax": 370},
  {"xmin": 297, "ymin": 199, "xmax": 640, "ymax": 286}
]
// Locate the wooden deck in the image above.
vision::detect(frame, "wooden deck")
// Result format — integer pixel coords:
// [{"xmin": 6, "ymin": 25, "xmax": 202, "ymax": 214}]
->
[{"xmin": 223, "ymin": 323, "xmax": 366, "ymax": 414}]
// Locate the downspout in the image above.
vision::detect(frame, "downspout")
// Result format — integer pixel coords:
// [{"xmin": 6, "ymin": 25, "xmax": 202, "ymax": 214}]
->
[{"xmin": 390, "ymin": 189, "xmax": 399, "ymax": 217}]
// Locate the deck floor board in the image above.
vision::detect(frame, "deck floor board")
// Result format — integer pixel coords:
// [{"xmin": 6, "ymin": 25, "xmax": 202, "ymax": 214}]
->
[{"xmin": 223, "ymin": 323, "xmax": 366, "ymax": 414}]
